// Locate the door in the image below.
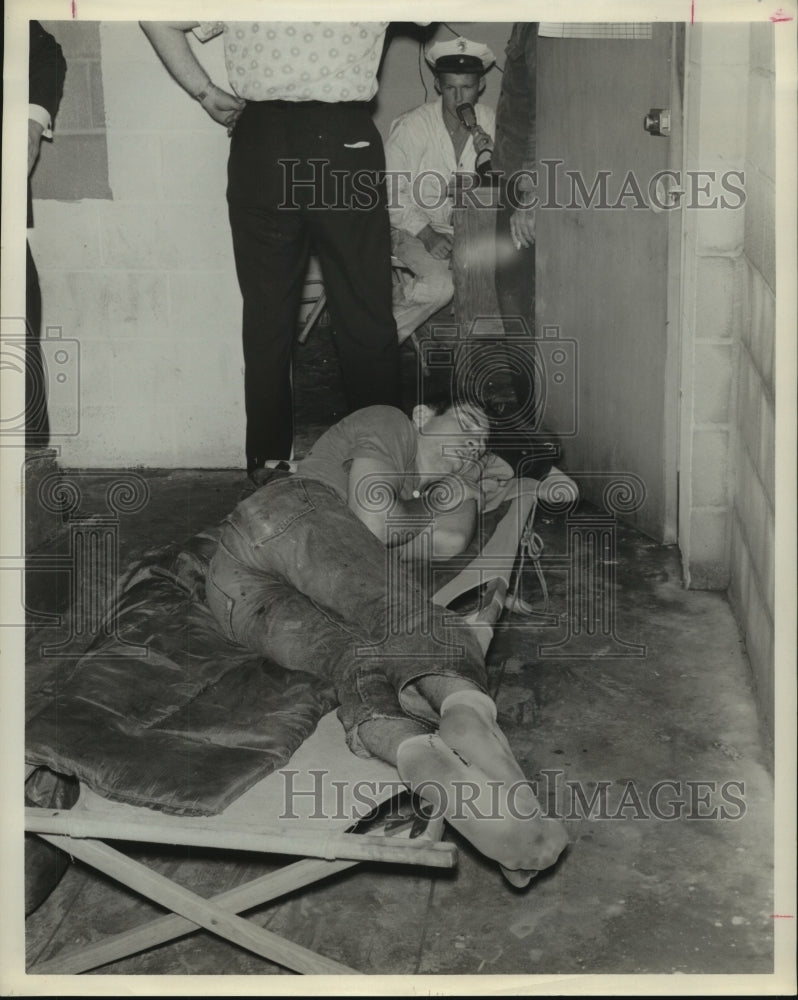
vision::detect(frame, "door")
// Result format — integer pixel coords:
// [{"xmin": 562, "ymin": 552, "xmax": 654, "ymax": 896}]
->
[{"xmin": 535, "ymin": 24, "xmax": 682, "ymax": 542}]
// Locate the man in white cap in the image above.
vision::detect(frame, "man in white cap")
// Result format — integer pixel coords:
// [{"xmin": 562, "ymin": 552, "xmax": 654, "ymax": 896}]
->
[{"xmin": 385, "ymin": 37, "xmax": 496, "ymax": 346}]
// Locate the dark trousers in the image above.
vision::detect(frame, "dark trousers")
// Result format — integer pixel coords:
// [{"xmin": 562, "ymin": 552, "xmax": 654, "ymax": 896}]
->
[
  {"xmin": 227, "ymin": 101, "xmax": 402, "ymax": 469},
  {"xmin": 494, "ymin": 192, "xmax": 537, "ymax": 422},
  {"xmin": 26, "ymin": 241, "xmax": 49, "ymax": 448}
]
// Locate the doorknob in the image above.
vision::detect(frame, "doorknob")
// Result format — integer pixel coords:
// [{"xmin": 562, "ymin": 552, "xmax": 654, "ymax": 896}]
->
[{"xmin": 644, "ymin": 108, "xmax": 671, "ymax": 137}]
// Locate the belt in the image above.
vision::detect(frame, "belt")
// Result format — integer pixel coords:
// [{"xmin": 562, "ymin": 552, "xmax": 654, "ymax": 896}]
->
[{"xmin": 245, "ymin": 99, "xmax": 370, "ymax": 112}]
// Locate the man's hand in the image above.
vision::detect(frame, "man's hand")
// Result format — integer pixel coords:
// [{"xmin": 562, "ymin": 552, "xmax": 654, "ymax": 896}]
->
[
  {"xmin": 418, "ymin": 225, "xmax": 453, "ymax": 260},
  {"xmin": 28, "ymin": 120, "xmax": 44, "ymax": 176},
  {"xmin": 139, "ymin": 22, "xmax": 245, "ymax": 132},
  {"xmin": 471, "ymin": 125, "xmax": 493, "ymax": 159},
  {"xmin": 199, "ymin": 83, "xmax": 246, "ymax": 130},
  {"xmin": 510, "ymin": 206, "xmax": 536, "ymax": 249}
]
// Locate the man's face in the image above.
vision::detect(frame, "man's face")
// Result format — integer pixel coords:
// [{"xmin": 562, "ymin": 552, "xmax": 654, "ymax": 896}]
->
[
  {"xmin": 419, "ymin": 403, "xmax": 490, "ymax": 477},
  {"xmin": 435, "ymin": 72, "xmax": 482, "ymax": 118}
]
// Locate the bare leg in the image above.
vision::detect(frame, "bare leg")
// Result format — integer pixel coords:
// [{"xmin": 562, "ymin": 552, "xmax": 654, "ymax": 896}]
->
[
  {"xmin": 357, "ymin": 716, "xmax": 427, "ymax": 765},
  {"xmin": 395, "ymin": 675, "xmax": 568, "ymax": 882}
]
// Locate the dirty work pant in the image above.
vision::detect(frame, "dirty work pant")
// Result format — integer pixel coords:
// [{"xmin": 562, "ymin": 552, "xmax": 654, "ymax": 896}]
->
[
  {"xmin": 227, "ymin": 100, "xmax": 402, "ymax": 470},
  {"xmin": 205, "ymin": 476, "xmax": 487, "ymax": 755}
]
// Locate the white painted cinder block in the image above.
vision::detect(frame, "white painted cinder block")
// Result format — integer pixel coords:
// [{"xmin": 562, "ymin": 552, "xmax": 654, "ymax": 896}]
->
[
  {"xmin": 104, "ymin": 59, "xmax": 212, "ymax": 134},
  {"xmin": 736, "ymin": 350, "xmax": 762, "ymax": 466},
  {"xmin": 691, "ymin": 428, "xmax": 730, "ymax": 508},
  {"xmin": 693, "ymin": 342, "xmax": 733, "ymax": 424},
  {"xmin": 746, "ymin": 68, "xmax": 776, "ymax": 183},
  {"xmin": 100, "ymin": 203, "xmax": 232, "ymax": 270},
  {"xmin": 689, "ymin": 508, "xmax": 730, "ymax": 572},
  {"xmin": 694, "ymin": 256, "xmax": 740, "ymax": 341},
  {"xmin": 692, "ymin": 161, "xmax": 747, "ymax": 256},
  {"xmin": 697, "ymin": 66, "xmax": 749, "ymax": 166},
  {"xmin": 748, "ymin": 23, "xmax": 776, "ymax": 77},
  {"xmin": 696, "ymin": 23, "xmax": 751, "ymax": 68},
  {"xmin": 101, "ymin": 23, "xmax": 228, "ymax": 132},
  {"xmin": 38, "ymin": 270, "xmax": 170, "ymax": 343},
  {"xmin": 746, "ymin": 265, "xmax": 776, "ymax": 390},
  {"xmin": 758, "ymin": 392, "xmax": 776, "ymax": 510},
  {"xmin": 160, "ymin": 131, "xmax": 230, "ymax": 204},
  {"xmin": 101, "ymin": 21, "xmax": 165, "ymax": 64},
  {"xmin": 759, "ymin": 174, "xmax": 776, "ymax": 293},
  {"xmin": 167, "ymin": 273, "xmax": 242, "ymax": 343},
  {"xmin": 106, "ymin": 132, "xmax": 163, "ymax": 202},
  {"xmin": 28, "ymin": 202, "xmax": 103, "ymax": 270}
]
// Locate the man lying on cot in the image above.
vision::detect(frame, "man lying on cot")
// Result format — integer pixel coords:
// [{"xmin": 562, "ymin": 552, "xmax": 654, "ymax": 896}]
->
[{"xmin": 206, "ymin": 390, "xmax": 568, "ymax": 886}]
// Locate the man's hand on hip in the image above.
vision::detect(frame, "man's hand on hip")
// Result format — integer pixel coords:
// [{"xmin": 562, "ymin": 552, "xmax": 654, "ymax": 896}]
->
[{"xmin": 199, "ymin": 83, "xmax": 246, "ymax": 130}]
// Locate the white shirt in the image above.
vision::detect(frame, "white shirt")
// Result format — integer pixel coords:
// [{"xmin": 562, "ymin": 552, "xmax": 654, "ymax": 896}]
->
[
  {"xmin": 193, "ymin": 22, "xmax": 390, "ymax": 103},
  {"xmin": 28, "ymin": 103, "xmax": 53, "ymax": 138},
  {"xmin": 384, "ymin": 99, "xmax": 496, "ymax": 236}
]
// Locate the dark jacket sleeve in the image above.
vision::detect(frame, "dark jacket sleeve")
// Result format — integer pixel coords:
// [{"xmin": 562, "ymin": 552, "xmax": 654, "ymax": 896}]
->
[
  {"xmin": 29, "ymin": 20, "xmax": 67, "ymax": 120},
  {"xmin": 492, "ymin": 22, "xmax": 537, "ymax": 176}
]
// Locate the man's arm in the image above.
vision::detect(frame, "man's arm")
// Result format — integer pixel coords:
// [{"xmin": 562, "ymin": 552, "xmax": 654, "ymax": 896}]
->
[
  {"xmin": 29, "ymin": 21, "xmax": 67, "ymax": 175},
  {"xmin": 139, "ymin": 22, "xmax": 245, "ymax": 128},
  {"xmin": 384, "ymin": 114, "xmax": 439, "ymax": 239},
  {"xmin": 347, "ymin": 456, "xmax": 479, "ymax": 559}
]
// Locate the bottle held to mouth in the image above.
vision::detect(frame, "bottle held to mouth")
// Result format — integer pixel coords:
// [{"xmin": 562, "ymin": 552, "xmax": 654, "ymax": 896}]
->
[{"xmin": 456, "ymin": 102, "xmax": 497, "ymax": 188}]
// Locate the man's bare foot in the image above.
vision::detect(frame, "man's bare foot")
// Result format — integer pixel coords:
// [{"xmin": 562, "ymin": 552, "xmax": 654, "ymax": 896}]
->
[
  {"xmin": 436, "ymin": 689, "xmax": 569, "ymax": 874},
  {"xmin": 396, "ymin": 733, "xmax": 568, "ymax": 874},
  {"xmin": 438, "ymin": 689, "xmax": 528, "ymax": 785}
]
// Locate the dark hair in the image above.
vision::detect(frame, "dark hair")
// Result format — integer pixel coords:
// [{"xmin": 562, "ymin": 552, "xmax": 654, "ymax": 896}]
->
[{"xmin": 415, "ymin": 378, "xmax": 502, "ymax": 423}]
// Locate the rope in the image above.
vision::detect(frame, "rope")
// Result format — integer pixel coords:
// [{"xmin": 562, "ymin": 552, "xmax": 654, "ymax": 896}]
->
[{"xmin": 505, "ymin": 525, "xmax": 550, "ymax": 618}]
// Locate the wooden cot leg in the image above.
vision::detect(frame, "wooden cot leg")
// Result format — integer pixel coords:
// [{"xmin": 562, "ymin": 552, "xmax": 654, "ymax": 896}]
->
[
  {"xmin": 29, "ymin": 851, "xmax": 358, "ymax": 976},
  {"xmin": 29, "ymin": 806, "xmax": 449, "ymax": 975},
  {"xmin": 30, "ymin": 834, "xmax": 360, "ymax": 976}
]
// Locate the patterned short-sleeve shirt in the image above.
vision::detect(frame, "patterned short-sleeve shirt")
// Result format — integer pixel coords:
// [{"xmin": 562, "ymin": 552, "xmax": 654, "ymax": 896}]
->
[{"xmin": 193, "ymin": 22, "xmax": 390, "ymax": 103}]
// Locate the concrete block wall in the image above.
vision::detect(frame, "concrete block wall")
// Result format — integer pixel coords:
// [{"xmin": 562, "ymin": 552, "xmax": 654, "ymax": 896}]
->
[
  {"xmin": 28, "ymin": 20, "xmax": 512, "ymax": 469},
  {"xmin": 30, "ymin": 22, "xmax": 243, "ymax": 467},
  {"xmin": 679, "ymin": 23, "xmax": 750, "ymax": 591},
  {"xmin": 679, "ymin": 23, "xmax": 776, "ymax": 740},
  {"xmin": 727, "ymin": 23, "xmax": 776, "ymax": 740}
]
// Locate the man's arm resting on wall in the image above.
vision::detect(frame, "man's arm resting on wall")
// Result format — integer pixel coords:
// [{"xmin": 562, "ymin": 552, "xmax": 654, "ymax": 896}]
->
[{"xmin": 139, "ymin": 22, "xmax": 244, "ymax": 127}]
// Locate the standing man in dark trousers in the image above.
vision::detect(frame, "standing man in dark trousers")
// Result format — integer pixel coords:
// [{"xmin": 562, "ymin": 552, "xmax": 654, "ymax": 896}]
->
[
  {"xmin": 492, "ymin": 23, "xmax": 538, "ymax": 426},
  {"xmin": 140, "ymin": 22, "xmax": 408, "ymax": 481},
  {"xmin": 27, "ymin": 19, "xmax": 67, "ymax": 449}
]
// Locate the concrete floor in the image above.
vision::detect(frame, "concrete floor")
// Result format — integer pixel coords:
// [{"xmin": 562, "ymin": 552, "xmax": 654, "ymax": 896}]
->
[{"xmin": 22, "ymin": 327, "xmax": 776, "ymax": 982}]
